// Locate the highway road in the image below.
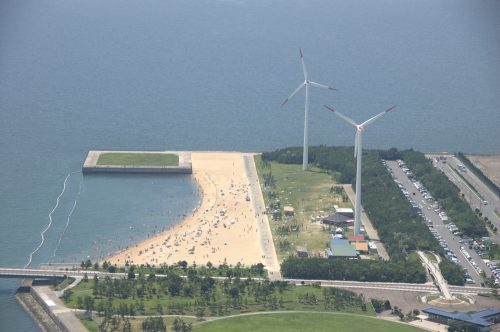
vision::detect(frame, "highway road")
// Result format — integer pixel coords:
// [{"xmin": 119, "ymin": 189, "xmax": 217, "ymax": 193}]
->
[
  {"xmin": 386, "ymin": 161, "xmax": 489, "ymax": 284},
  {"xmin": 429, "ymin": 154, "xmax": 500, "ymax": 244}
]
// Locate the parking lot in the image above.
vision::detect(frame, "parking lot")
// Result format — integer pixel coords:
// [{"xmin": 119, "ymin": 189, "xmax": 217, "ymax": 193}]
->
[{"xmin": 383, "ymin": 159, "xmax": 496, "ymax": 286}]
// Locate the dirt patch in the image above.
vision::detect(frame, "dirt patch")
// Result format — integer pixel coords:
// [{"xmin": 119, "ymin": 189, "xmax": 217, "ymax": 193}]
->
[
  {"xmin": 345, "ymin": 287, "xmax": 499, "ymax": 314},
  {"xmin": 467, "ymin": 154, "xmax": 500, "ymax": 187}
]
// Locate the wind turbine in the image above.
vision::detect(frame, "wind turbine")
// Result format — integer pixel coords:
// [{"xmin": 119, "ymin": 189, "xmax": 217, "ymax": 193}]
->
[
  {"xmin": 282, "ymin": 48, "xmax": 336, "ymax": 171},
  {"xmin": 324, "ymin": 105, "xmax": 396, "ymax": 235}
]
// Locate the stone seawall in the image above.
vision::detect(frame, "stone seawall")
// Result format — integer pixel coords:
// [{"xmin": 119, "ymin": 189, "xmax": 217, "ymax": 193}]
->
[
  {"xmin": 82, "ymin": 165, "xmax": 192, "ymax": 174},
  {"xmin": 16, "ymin": 280, "xmax": 87, "ymax": 332},
  {"xmin": 16, "ymin": 280, "xmax": 63, "ymax": 332}
]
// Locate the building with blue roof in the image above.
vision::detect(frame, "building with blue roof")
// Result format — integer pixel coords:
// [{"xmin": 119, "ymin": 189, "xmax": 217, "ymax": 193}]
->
[
  {"xmin": 327, "ymin": 238, "xmax": 357, "ymax": 258},
  {"xmin": 422, "ymin": 307, "xmax": 500, "ymax": 331}
]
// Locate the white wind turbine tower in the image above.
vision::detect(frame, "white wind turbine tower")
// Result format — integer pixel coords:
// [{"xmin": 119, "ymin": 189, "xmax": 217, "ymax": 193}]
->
[
  {"xmin": 282, "ymin": 48, "xmax": 336, "ymax": 171},
  {"xmin": 324, "ymin": 104, "xmax": 396, "ymax": 235}
]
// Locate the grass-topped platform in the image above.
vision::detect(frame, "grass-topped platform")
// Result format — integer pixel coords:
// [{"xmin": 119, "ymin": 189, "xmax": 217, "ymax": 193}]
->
[
  {"xmin": 82, "ymin": 150, "xmax": 191, "ymax": 174},
  {"xmin": 97, "ymin": 152, "xmax": 179, "ymax": 167}
]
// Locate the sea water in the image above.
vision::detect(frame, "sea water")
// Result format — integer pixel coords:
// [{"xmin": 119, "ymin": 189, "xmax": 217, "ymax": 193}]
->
[{"xmin": 1, "ymin": 0, "xmax": 499, "ymax": 330}]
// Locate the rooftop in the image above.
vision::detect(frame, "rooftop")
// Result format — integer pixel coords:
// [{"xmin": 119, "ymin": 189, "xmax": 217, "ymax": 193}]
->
[
  {"xmin": 354, "ymin": 242, "xmax": 368, "ymax": 252},
  {"xmin": 323, "ymin": 213, "xmax": 353, "ymax": 224},
  {"xmin": 422, "ymin": 307, "xmax": 500, "ymax": 327},
  {"xmin": 336, "ymin": 208, "xmax": 353, "ymax": 214},
  {"xmin": 348, "ymin": 235, "xmax": 365, "ymax": 242}
]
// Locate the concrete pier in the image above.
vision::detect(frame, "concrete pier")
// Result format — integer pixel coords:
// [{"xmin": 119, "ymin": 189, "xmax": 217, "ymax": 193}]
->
[{"xmin": 82, "ymin": 150, "xmax": 192, "ymax": 174}]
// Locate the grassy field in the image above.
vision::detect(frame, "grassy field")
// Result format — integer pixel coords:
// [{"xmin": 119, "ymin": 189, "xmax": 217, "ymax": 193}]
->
[
  {"xmin": 193, "ymin": 312, "xmax": 425, "ymax": 332},
  {"xmin": 79, "ymin": 317, "xmax": 99, "ymax": 332},
  {"xmin": 254, "ymin": 155, "xmax": 350, "ymax": 260},
  {"xmin": 65, "ymin": 279, "xmax": 374, "ymax": 317},
  {"xmin": 50, "ymin": 277, "xmax": 75, "ymax": 291},
  {"xmin": 97, "ymin": 153, "xmax": 179, "ymax": 166}
]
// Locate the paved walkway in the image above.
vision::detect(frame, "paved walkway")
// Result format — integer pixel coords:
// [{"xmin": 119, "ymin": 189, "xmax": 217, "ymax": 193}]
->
[
  {"xmin": 54, "ymin": 277, "xmax": 82, "ymax": 297},
  {"xmin": 417, "ymin": 251, "xmax": 453, "ymax": 300},
  {"xmin": 343, "ymin": 185, "xmax": 389, "ymax": 260},
  {"xmin": 243, "ymin": 153, "xmax": 281, "ymax": 280},
  {"xmin": 33, "ymin": 286, "xmax": 87, "ymax": 332}
]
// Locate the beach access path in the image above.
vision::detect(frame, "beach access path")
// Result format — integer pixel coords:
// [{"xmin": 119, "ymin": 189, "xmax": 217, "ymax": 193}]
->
[
  {"xmin": 243, "ymin": 153, "xmax": 281, "ymax": 279},
  {"xmin": 107, "ymin": 152, "xmax": 277, "ymax": 272}
]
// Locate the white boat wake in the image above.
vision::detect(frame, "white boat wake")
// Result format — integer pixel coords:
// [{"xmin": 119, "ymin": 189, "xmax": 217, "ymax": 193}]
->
[
  {"xmin": 24, "ymin": 171, "xmax": 78, "ymax": 268},
  {"xmin": 51, "ymin": 174, "xmax": 83, "ymax": 259}
]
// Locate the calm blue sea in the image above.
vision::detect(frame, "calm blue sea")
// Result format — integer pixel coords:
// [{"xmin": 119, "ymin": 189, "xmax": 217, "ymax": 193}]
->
[{"xmin": 1, "ymin": 0, "xmax": 499, "ymax": 330}]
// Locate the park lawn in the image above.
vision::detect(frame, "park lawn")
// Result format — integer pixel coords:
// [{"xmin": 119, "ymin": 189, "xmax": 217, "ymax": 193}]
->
[
  {"xmin": 79, "ymin": 317, "xmax": 99, "ymax": 332},
  {"xmin": 254, "ymin": 155, "xmax": 351, "ymax": 260},
  {"xmin": 97, "ymin": 153, "xmax": 179, "ymax": 166},
  {"xmin": 50, "ymin": 277, "xmax": 75, "ymax": 291},
  {"xmin": 66, "ymin": 280, "xmax": 374, "ymax": 317},
  {"xmin": 192, "ymin": 312, "xmax": 425, "ymax": 332}
]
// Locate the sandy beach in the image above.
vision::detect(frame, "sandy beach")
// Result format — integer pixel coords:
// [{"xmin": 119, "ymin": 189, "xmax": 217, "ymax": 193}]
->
[{"xmin": 106, "ymin": 152, "xmax": 268, "ymax": 268}]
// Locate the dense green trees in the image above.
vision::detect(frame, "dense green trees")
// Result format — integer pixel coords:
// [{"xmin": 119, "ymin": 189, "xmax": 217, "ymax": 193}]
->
[
  {"xmin": 141, "ymin": 317, "xmax": 166, "ymax": 332},
  {"xmin": 439, "ymin": 260, "xmax": 465, "ymax": 286},
  {"xmin": 172, "ymin": 318, "xmax": 192, "ymax": 332},
  {"xmin": 281, "ymin": 256, "xmax": 426, "ymax": 283},
  {"xmin": 370, "ymin": 298, "xmax": 391, "ymax": 313}
]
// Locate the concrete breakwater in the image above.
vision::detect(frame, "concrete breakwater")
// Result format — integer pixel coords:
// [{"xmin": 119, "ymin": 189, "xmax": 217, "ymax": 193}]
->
[
  {"xmin": 82, "ymin": 150, "xmax": 192, "ymax": 174},
  {"xmin": 16, "ymin": 280, "xmax": 87, "ymax": 332}
]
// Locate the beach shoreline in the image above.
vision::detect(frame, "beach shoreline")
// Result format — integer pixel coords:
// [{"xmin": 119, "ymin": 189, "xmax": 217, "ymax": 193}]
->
[{"xmin": 106, "ymin": 152, "xmax": 271, "ymax": 269}]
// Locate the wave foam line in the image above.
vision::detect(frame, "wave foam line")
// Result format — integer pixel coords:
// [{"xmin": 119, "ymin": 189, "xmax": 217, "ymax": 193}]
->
[
  {"xmin": 52, "ymin": 174, "xmax": 83, "ymax": 259},
  {"xmin": 24, "ymin": 172, "xmax": 72, "ymax": 268}
]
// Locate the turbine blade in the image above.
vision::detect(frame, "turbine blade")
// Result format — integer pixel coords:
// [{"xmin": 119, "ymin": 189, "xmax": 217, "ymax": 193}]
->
[
  {"xmin": 309, "ymin": 81, "xmax": 337, "ymax": 91},
  {"xmin": 361, "ymin": 105, "xmax": 396, "ymax": 127},
  {"xmin": 299, "ymin": 48, "xmax": 308, "ymax": 80},
  {"xmin": 323, "ymin": 105, "xmax": 358, "ymax": 127},
  {"xmin": 281, "ymin": 83, "xmax": 305, "ymax": 106}
]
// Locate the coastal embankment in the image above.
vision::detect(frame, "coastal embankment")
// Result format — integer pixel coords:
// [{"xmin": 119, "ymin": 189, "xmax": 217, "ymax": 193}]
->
[{"xmin": 16, "ymin": 279, "xmax": 86, "ymax": 332}]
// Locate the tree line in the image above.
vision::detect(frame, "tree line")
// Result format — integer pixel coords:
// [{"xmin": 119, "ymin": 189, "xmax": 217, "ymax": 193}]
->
[{"xmin": 281, "ymin": 256, "xmax": 426, "ymax": 283}]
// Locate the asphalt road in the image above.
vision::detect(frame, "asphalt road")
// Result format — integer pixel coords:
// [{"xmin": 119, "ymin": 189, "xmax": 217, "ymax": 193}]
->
[
  {"xmin": 430, "ymin": 154, "xmax": 500, "ymax": 244},
  {"xmin": 386, "ymin": 161, "xmax": 488, "ymax": 284}
]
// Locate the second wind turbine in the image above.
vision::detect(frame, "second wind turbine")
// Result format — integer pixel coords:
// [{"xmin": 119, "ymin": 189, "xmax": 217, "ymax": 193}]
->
[
  {"xmin": 324, "ymin": 104, "xmax": 396, "ymax": 236},
  {"xmin": 282, "ymin": 48, "xmax": 336, "ymax": 171}
]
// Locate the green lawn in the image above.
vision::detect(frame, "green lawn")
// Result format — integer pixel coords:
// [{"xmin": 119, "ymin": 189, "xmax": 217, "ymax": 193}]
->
[
  {"xmin": 96, "ymin": 153, "xmax": 179, "ymax": 166},
  {"xmin": 254, "ymin": 155, "xmax": 350, "ymax": 260},
  {"xmin": 193, "ymin": 312, "xmax": 425, "ymax": 332},
  {"xmin": 66, "ymin": 280, "xmax": 373, "ymax": 317},
  {"xmin": 79, "ymin": 317, "xmax": 99, "ymax": 332}
]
